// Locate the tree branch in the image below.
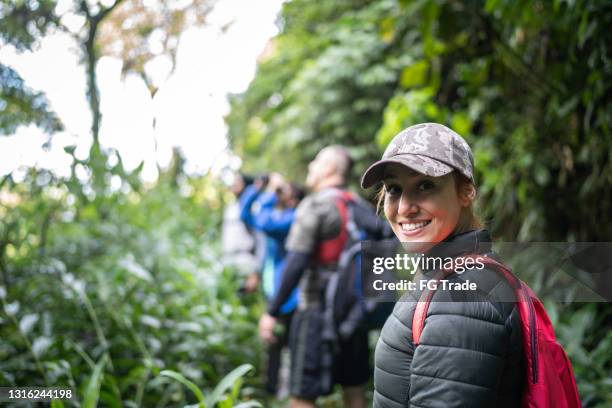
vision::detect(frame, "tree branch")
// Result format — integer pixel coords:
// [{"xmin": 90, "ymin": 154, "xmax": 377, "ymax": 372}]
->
[
  {"xmin": 79, "ymin": 0, "xmax": 91, "ymax": 20},
  {"xmin": 96, "ymin": 0, "xmax": 127, "ymax": 22}
]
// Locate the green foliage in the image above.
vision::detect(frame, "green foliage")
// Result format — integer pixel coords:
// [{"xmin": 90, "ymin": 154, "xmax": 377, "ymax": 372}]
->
[
  {"xmin": 0, "ymin": 148, "xmax": 264, "ymax": 406},
  {"xmin": 206, "ymin": 364, "xmax": 255, "ymax": 407},
  {"xmin": 0, "ymin": 1, "xmax": 63, "ymax": 136},
  {"xmin": 98, "ymin": 0, "xmax": 213, "ymax": 96},
  {"xmin": 82, "ymin": 356, "xmax": 107, "ymax": 408},
  {"xmin": 0, "ymin": 64, "xmax": 63, "ymax": 135},
  {"xmin": 0, "ymin": 0, "xmax": 60, "ymax": 51},
  {"xmin": 227, "ymin": 0, "xmax": 612, "ymax": 242},
  {"xmin": 226, "ymin": 0, "xmax": 399, "ymax": 180},
  {"xmin": 160, "ymin": 370, "xmax": 206, "ymax": 406},
  {"xmin": 549, "ymin": 303, "xmax": 612, "ymax": 408},
  {"xmin": 159, "ymin": 364, "xmax": 260, "ymax": 408}
]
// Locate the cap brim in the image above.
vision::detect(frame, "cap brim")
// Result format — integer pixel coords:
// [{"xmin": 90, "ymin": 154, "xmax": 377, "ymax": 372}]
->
[{"xmin": 361, "ymin": 155, "xmax": 454, "ymax": 189}]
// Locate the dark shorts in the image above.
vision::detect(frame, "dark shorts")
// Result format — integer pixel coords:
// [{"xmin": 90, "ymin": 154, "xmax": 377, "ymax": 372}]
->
[{"xmin": 288, "ymin": 306, "xmax": 370, "ymax": 400}]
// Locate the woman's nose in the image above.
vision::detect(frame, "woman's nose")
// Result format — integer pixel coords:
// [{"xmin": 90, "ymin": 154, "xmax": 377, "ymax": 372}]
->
[{"xmin": 398, "ymin": 192, "xmax": 419, "ymax": 216}]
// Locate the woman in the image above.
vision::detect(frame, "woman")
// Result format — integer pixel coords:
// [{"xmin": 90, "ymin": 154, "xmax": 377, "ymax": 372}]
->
[{"xmin": 361, "ymin": 123, "xmax": 525, "ymax": 407}]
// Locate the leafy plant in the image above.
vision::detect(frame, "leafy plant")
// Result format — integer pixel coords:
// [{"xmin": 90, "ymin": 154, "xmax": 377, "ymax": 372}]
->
[{"xmin": 160, "ymin": 364, "xmax": 261, "ymax": 408}]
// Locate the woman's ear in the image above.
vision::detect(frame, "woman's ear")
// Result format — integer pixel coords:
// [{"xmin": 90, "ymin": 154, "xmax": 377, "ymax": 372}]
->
[{"xmin": 459, "ymin": 182, "xmax": 476, "ymax": 207}]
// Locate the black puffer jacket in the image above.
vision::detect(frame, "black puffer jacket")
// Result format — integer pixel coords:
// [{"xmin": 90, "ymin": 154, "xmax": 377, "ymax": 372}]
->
[{"xmin": 373, "ymin": 230, "xmax": 525, "ymax": 408}]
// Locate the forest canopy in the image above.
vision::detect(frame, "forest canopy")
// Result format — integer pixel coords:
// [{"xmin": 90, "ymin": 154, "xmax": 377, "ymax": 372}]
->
[{"xmin": 226, "ymin": 0, "xmax": 612, "ymax": 242}]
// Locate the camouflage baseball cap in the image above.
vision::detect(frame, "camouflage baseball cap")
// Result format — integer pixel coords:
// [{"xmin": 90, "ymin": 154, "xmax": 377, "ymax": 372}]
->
[{"xmin": 361, "ymin": 123, "xmax": 474, "ymax": 188}]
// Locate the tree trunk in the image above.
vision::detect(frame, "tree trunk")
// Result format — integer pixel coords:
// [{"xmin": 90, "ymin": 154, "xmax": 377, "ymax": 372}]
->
[
  {"xmin": 85, "ymin": 20, "xmax": 101, "ymax": 147},
  {"xmin": 80, "ymin": 0, "xmax": 126, "ymax": 147}
]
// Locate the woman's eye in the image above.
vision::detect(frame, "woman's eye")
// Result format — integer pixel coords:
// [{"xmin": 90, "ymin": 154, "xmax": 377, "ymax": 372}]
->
[
  {"xmin": 417, "ymin": 180, "xmax": 435, "ymax": 191},
  {"xmin": 385, "ymin": 184, "xmax": 402, "ymax": 196}
]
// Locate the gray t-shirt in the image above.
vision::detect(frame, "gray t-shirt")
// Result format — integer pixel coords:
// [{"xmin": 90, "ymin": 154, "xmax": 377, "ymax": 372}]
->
[{"xmin": 285, "ymin": 187, "xmax": 344, "ymax": 307}]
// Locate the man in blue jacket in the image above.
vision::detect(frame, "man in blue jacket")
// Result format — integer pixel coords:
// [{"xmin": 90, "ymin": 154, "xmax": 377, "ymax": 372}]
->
[{"xmin": 240, "ymin": 173, "xmax": 303, "ymax": 396}]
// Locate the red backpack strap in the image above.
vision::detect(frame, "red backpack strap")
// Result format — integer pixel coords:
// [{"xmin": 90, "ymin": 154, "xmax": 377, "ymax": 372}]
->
[
  {"xmin": 412, "ymin": 267, "xmax": 454, "ymax": 345},
  {"xmin": 411, "ymin": 255, "xmax": 523, "ymax": 344},
  {"xmin": 315, "ymin": 189, "xmax": 354, "ymax": 264},
  {"xmin": 412, "ymin": 255, "xmax": 488, "ymax": 344}
]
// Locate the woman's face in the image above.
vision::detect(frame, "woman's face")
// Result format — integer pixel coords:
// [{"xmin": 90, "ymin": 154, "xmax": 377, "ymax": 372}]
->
[{"xmin": 383, "ymin": 163, "xmax": 471, "ymax": 250}]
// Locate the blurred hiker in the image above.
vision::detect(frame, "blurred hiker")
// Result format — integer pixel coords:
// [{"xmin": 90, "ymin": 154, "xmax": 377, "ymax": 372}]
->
[
  {"xmin": 361, "ymin": 123, "xmax": 580, "ymax": 408},
  {"xmin": 259, "ymin": 146, "xmax": 390, "ymax": 408},
  {"xmin": 221, "ymin": 172, "xmax": 266, "ymax": 291},
  {"xmin": 239, "ymin": 172, "xmax": 304, "ymax": 397}
]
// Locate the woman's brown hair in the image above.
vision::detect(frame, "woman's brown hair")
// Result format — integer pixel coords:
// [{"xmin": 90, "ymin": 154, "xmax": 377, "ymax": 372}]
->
[{"xmin": 452, "ymin": 172, "xmax": 482, "ymax": 233}]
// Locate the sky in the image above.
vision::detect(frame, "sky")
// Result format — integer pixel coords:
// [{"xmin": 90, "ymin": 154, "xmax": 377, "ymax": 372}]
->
[{"xmin": 0, "ymin": 0, "xmax": 284, "ymax": 181}]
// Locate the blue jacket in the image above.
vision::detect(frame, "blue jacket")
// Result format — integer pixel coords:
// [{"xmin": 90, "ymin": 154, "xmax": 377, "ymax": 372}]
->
[{"xmin": 239, "ymin": 185, "xmax": 299, "ymax": 314}]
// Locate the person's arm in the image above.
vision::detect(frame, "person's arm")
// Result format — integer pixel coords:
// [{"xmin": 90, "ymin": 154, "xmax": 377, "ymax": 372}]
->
[
  {"xmin": 253, "ymin": 201, "xmax": 296, "ymax": 240},
  {"xmin": 256, "ymin": 191, "xmax": 277, "ymax": 209},
  {"xmin": 238, "ymin": 184, "xmax": 261, "ymax": 228},
  {"xmin": 266, "ymin": 251, "xmax": 309, "ymax": 317}
]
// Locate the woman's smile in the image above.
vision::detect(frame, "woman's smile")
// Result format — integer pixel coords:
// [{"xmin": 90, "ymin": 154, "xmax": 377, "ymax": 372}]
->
[{"xmin": 399, "ymin": 220, "xmax": 432, "ymax": 235}]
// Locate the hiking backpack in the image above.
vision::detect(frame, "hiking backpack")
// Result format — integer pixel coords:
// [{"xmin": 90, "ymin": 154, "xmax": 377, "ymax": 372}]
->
[
  {"xmin": 411, "ymin": 255, "xmax": 582, "ymax": 408},
  {"xmin": 317, "ymin": 189, "xmax": 394, "ymax": 342}
]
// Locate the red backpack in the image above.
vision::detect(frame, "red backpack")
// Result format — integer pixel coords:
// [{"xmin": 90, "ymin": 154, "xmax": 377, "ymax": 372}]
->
[{"xmin": 411, "ymin": 255, "xmax": 582, "ymax": 408}]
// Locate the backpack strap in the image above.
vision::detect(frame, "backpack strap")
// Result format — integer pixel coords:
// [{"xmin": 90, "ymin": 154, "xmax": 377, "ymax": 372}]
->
[
  {"xmin": 315, "ymin": 189, "xmax": 361, "ymax": 263},
  {"xmin": 316, "ymin": 190, "xmax": 349, "ymax": 264},
  {"xmin": 411, "ymin": 267, "xmax": 455, "ymax": 345}
]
